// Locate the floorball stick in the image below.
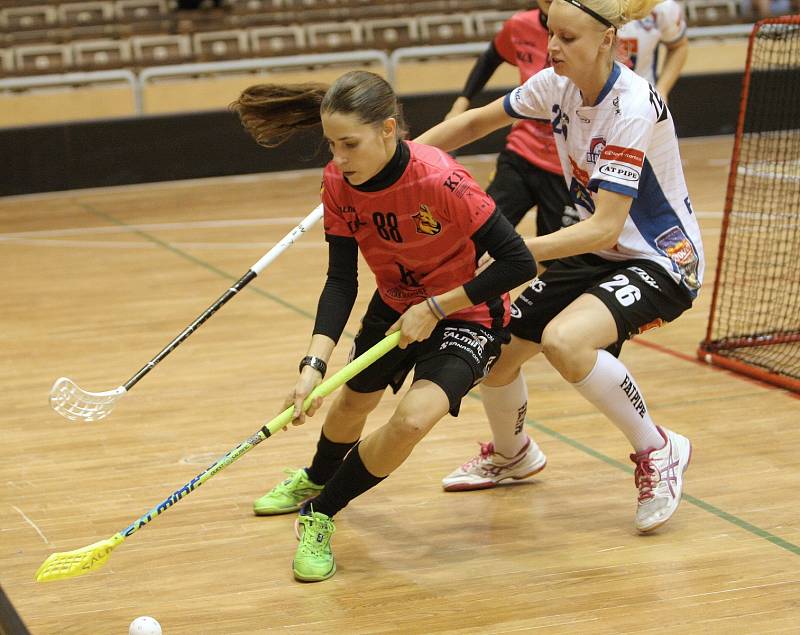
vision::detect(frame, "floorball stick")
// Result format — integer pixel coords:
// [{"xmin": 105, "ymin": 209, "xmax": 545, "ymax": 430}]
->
[
  {"xmin": 35, "ymin": 331, "xmax": 400, "ymax": 582},
  {"xmin": 49, "ymin": 204, "xmax": 324, "ymax": 423}
]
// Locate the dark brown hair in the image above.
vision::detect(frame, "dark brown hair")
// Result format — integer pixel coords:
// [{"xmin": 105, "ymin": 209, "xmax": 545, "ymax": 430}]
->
[{"xmin": 231, "ymin": 70, "xmax": 407, "ymax": 147}]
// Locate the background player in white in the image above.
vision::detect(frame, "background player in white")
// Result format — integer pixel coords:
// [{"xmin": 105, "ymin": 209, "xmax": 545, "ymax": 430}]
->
[
  {"xmin": 417, "ymin": 0, "xmax": 704, "ymax": 533},
  {"xmin": 616, "ymin": 0, "xmax": 688, "ymax": 100}
]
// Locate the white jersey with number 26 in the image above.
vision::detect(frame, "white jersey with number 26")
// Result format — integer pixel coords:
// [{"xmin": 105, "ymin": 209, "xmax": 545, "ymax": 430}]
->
[{"xmin": 503, "ymin": 62, "xmax": 704, "ymax": 296}]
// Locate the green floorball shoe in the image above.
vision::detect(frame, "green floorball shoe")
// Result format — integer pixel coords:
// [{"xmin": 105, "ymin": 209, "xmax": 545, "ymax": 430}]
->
[
  {"xmin": 293, "ymin": 510, "xmax": 336, "ymax": 582},
  {"xmin": 253, "ymin": 468, "xmax": 324, "ymax": 516}
]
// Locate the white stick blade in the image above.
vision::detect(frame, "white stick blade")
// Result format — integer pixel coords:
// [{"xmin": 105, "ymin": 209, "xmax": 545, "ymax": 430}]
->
[{"xmin": 49, "ymin": 377, "xmax": 126, "ymax": 422}]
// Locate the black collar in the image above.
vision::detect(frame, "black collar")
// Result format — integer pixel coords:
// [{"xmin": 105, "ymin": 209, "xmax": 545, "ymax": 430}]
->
[{"xmin": 350, "ymin": 141, "xmax": 410, "ymax": 192}]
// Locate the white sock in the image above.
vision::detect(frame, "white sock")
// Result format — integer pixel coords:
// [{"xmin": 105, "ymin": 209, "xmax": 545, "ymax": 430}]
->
[
  {"xmin": 480, "ymin": 372, "xmax": 530, "ymax": 458},
  {"xmin": 571, "ymin": 350, "xmax": 664, "ymax": 453}
]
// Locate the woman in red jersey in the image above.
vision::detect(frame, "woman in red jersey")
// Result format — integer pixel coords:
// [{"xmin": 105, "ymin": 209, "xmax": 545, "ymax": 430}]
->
[
  {"xmin": 446, "ymin": 0, "xmax": 579, "ymax": 236},
  {"xmin": 232, "ymin": 70, "xmax": 536, "ymax": 582}
]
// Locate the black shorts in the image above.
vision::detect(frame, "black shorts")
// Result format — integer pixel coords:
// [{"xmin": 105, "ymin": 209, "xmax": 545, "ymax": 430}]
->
[
  {"xmin": 487, "ymin": 149, "xmax": 578, "ymax": 236},
  {"xmin": 510, "ymin": 254, "xmax": 693, "ymax": 357},
  {"xmin": 346, "ymin": 292, "xmax": 510, "ymax": 416}
]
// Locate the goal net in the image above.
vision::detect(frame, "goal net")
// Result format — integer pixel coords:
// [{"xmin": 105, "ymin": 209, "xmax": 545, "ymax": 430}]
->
[{"xmin": 697, "ymin": 16, "xmax": 800, "ymax": 393}]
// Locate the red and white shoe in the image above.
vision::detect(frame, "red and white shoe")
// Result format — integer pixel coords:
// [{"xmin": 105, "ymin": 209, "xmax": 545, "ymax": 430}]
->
[
  {"xmin": 442, "ymin": 436, "xmax": 547, "ymax": 492},
  {"xmin": 630, "ymin": 426, "xmax": 692, "ymax": 532}
]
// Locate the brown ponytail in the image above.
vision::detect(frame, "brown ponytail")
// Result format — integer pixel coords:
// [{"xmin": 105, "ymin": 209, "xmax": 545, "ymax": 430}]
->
[{"xmin": 232, "ymin": 71, "xmax": 407, "ymax": 148}]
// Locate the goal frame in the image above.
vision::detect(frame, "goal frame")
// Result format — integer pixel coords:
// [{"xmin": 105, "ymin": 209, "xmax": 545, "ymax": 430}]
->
[{"xmin": 697, "ymin": 15, "xmax": 800, "ymax": 393}]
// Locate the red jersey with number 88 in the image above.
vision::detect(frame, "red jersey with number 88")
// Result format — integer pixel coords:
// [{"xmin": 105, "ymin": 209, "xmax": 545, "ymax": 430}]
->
[{"xmin": 322, "ymin": 141, "xmax": 511, "ymax": 328}]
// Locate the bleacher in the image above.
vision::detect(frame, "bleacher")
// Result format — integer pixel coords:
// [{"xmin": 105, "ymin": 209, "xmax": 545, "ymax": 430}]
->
[{"xmin": 0, "ymin": 0, "xmax": 748, "ymax": 77}]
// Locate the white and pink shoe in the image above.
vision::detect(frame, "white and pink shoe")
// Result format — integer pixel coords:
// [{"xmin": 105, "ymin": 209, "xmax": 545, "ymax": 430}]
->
[
  {"xmin": 631, "ymin": 426, "xmax": 692, "ymax": 532},
  {"xmin": 442, "ymin": 436, "xmax": 547, "ymax": 492}
]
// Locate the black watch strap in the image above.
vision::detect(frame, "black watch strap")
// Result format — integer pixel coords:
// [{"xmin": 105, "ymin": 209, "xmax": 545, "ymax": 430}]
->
[{"xmin": 299, "ymin": 355, "xmax": 327, "ymax": 378}]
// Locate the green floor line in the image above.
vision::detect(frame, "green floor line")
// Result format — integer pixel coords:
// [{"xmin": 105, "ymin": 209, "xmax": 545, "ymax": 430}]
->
[
  {"xmin": 79, "ymin": 201, "xmax": 800, "ymax": 558},
  {"xmin": 80, "ymin": 202, "xmax": 319, "ymax": 323},
  {"xmin": 525, "ymin": 416, "xmax": 800, "ymax": 556}
]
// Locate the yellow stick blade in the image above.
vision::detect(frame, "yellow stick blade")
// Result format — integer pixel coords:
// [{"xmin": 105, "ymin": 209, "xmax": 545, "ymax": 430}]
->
[{"xmin": 35, "ymin": 534, "xmax": 124, "ymax": 582}]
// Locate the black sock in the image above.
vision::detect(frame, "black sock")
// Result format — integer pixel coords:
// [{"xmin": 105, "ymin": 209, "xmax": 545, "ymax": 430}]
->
[
  {"xmin": 305, "ymin": 430, "xmax": 359, "ymax": 485},
  {"xmin": 309, "ymin": 443, "xmax": 385, "ymax": 518}
]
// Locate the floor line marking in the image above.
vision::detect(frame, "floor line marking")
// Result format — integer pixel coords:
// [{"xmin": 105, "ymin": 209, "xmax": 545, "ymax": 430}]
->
[{"xmin": 11, "ymin": 505, "xmax": 50, "ymax": 545}]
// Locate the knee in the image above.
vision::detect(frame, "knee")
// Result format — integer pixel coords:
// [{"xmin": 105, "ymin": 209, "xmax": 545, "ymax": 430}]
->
[
  {"xmin": 386, "ymin": 410, "xmax": 432, "ymax": 446},
  {"xmin": 541, "ymin": 321, "xmax": 577, "ymax": 371}
]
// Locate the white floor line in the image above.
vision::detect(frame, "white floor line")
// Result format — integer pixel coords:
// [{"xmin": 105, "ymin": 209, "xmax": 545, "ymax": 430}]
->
[
  {"xmin": 11, "ymin": 505, "xmax": 51, "ymax": 545},
  {"xmin": 0, "ymin": 209, "xmax": 722, "ymax": 250},
  {"xmin": 0, "ymin": 216, "xmax": 310, "ymax": 240},
  {"xmin": 1, "ymin": 238, "xmax": 327, "ymax": 249}
]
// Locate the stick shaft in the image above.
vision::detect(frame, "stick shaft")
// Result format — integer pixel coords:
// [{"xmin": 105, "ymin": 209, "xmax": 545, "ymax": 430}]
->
[
  {"xmin": 122, "ymin": 205, "xmax": 324, "ymax": 391},
  {"xmin": 119, "ymin": 331, "xmax": 400, "ymax": 539}
]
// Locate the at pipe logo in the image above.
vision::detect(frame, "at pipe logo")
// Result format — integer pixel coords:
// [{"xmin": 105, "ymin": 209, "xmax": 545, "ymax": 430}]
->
[{"xmin": 599, "ymin": 162, "xmax": 640, "ymax": 181}]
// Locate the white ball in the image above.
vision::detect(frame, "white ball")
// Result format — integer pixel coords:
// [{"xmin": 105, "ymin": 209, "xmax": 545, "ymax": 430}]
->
[{"xmin": 129, "ymin": 616, "xmax": 162, "ymax": 635}]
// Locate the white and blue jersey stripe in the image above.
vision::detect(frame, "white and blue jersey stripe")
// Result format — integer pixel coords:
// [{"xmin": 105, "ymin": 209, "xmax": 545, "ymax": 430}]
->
[{"xmin": 503, "ymin": 62, "xmax": 704, "ymax": 295}]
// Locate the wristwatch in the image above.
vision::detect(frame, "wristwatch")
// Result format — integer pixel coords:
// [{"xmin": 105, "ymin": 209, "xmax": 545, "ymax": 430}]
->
[{"xmin": 299, "ymin": 355, "xmax": 327, "ymax": 378}]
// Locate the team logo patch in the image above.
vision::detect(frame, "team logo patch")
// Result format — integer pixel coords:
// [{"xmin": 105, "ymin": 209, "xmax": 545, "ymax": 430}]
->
[
  {"xmin": 586, "ymin": 136, "xmax": 607, "ymax": 164},
  {"xmin": 600, "ymin": 145, "xmax": 644, "ymax": 168},
  {"xmin": 412, "ymin": 204, "xmax": 442, "ymax": 236},
  {"xmin": 655, "ymin": 226, "xmax": 701, "ymax": 290}
]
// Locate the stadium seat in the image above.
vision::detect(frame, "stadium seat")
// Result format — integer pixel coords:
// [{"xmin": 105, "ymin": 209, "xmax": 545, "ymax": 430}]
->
[
  {"xmin": 14, "ymin": 43, "xmax": 73, "ymax": 73},
  {"xmin": 73, "ymin": 38, "xmax": 132, "ymax": 67},
  {"xmin": 193, "ymin": 30, "xmax": 250, "ymax": 60},
  {"xmin": 306, "ymin": 21, "xmax": 363, "ymax": 50},
  {"xmin": 58, "ymin": 2, "xmax": 115, "ymax": 27},
  {"xmin": 685, "ymin": 0, "xmax": 740, "ymax": 24},
  {"xmin": 249, "ymin": 25, "xmax": 306, "ymax": 54},
  {"xmin": 418, "ymin": 14, "xmax": 475, "ymax": 42},
  {"xmin": 0, "ymin": 5, "xmax": 58, "ymax": 30},
  {"xmin": 115, "ymin": 0, "xmax": 169, "ymax": 21},
  {"xmin": 131, "ymin": 34, "xmax": 192, "ymax": 63},
  {"xmin": 361, "ymin": 17, "xmax": 419, "ymax": 48}
]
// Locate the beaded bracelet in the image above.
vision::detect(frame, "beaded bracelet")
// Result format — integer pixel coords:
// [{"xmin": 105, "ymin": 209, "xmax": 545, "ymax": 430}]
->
[{"xmin": 427, "ymin": 296, "xmax": 446, "ymax": 320}]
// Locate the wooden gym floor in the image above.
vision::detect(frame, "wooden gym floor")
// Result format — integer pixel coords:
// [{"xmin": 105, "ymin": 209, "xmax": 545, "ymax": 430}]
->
[{"xmin": 1, "ymin": 136, "xmax": 798, "ymax": 634}]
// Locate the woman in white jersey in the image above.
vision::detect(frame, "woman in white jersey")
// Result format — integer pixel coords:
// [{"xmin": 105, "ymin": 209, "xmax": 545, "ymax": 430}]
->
[{"xmin": 416, "ymin": 0, "xmax": 704, "ymax": 533}]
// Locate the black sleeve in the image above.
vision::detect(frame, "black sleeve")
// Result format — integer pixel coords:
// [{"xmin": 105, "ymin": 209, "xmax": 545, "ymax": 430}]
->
[
  {"xmin": 461, "ymin": 42, "xmax": 506, "ymax": 101},
  {"xmin": 312, "ymin": 234, "xmax": 359, "ymax": 343},
  {"xmin": 462, "ymin": 210, "xmax": 537, "ymax": 305}
]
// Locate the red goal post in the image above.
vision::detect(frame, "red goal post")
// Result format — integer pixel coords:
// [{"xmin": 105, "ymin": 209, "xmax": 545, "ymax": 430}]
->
[{"xmin": 697, "ymin": 15, "xmax": 800, "ymax": 393}]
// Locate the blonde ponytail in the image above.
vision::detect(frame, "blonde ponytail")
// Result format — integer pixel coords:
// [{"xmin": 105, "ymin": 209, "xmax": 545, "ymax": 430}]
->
[{"xmin": 583, "ymin": 0, "xmax": 664, "ymax": 28}]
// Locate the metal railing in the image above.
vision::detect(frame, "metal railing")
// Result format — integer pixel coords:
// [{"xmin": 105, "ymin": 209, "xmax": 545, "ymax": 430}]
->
[
  {"xmin": 0, "ymin": 24, "xmax": 755, "ymax": 118},
  {"xmin": 0, "ymin": 68, "xmax": 139, "ymax": 107}
]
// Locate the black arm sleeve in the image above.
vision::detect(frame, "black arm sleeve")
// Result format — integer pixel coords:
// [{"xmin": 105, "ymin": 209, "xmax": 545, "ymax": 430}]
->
[
  {"xmin": 463, "ymin": 210, "xmax": 537, "ymax": 305},
  {"xmin": 312, "ymin": 234, "xmax": 359, "ymax": 343},
  {"xmin": 461, "ymin": 42, "xmax": 506, "ymax": 100}
]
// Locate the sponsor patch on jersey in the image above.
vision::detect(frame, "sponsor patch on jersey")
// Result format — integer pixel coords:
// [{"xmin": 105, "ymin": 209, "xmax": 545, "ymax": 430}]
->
[
  {"xmin": 655, "ymin": 226, "xmax": 701, "ymax": 290},
  {"xmin": 599, "ymin": 162, "xmax": 641, "ymax": 182},
  {"xmin": 412, "ymin": 203, "xmax": 442, "ymax": 236},
  {"xmin": 600, "ymin": 145, "xmax": 644, "ymax": 168}
]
